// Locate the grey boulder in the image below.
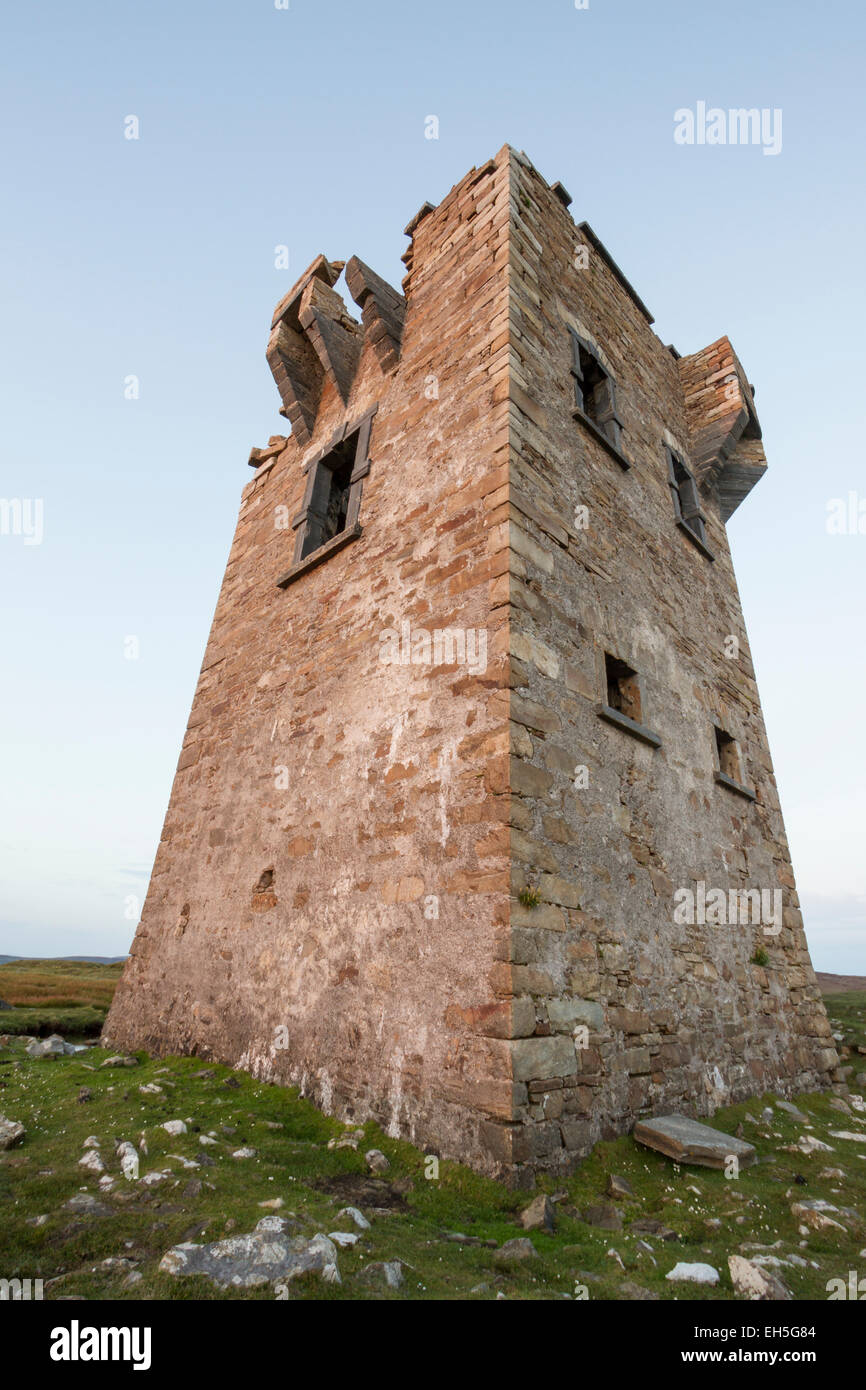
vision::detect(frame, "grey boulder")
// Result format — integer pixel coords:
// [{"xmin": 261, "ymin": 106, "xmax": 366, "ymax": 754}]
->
[
  {"xmin": 159, "ymin": 1223, "xmax": 340, "ymax": 1289},
  {"xmin": 633, "ymin": 1114, "xmax": 756, "ymax": 1169},
  {"xmin": 26, "ymin": 1034, "xmax": 77, "ymax": 1058},
  {"xmin": 0, "ymin": 1116, "xmax": 25, "ymax": 1151}
]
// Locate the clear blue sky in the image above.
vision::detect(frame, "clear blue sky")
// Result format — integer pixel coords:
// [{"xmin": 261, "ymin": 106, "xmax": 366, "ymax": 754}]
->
[{"xmin": 1, "ymin": 0, "xmax": 863, "ymax": 970}]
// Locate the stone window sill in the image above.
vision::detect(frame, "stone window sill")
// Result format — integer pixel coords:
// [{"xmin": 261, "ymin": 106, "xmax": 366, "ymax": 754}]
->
[
  {"xmin": 276, "ymin": 523, "xmax": 362, "ymax": 589},
  {"xmin": 676, "ymin": 517, "xmax": 715, "ymax": 562},
  {"xmin": 596, "ymin": 703, "xmax": 662, "ymax": 749},
  {"xmin": 571, "ymin": 408, "xmax": 632, "ymax": 471},
  {"xmin": 714, "ymin": 770, "xmax": 756, "ymax": 802}
]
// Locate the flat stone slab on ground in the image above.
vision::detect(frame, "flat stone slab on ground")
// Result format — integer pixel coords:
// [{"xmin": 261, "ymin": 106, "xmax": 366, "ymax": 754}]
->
[
  {"xmin": 159, "ymin": 1225, "xmax": 340, "ymax": 1288},
  {"xmin": 666, "ymin": 1261, "xmax": 720, "ymax": 1285},
  {"xmin": 633, "ymin": 1114, "xmax": 756, "ymax": 1169}
]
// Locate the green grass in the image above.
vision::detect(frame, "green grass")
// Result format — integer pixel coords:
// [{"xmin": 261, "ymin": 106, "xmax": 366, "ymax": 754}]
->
[
  {"xmin": 0, "ymin": 960, "xmax": 122, "ymax": 1037},
  {"xmin": 0, "ymin": 995, "xmax": 863, "ymax": 1301},
  {"xmin": 825, "ymin": 990, "xmax": 866, "ymax": 1057}
]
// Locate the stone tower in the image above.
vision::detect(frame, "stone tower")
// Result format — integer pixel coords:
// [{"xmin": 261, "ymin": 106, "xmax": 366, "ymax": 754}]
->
[{"xmin": 104, "ymin": 146, "xmax": 838, "ymax": 1183}]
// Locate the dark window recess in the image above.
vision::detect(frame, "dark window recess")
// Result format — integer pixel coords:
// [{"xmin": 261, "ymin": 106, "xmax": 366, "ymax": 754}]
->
[
  {"xmin": 714, "ymin": 727, "xmax": 742, "ymax": 782},
  {"xmin": 605, "ymin": 653, "xmax": 642, "ymax": 724},
  {"xmin": 300, "ymin": 434, "xmax": 355, "ymax": 559},
  {"xmin": 281, "ymin": 408, "xmax": 376, "ymax": 584},
  {"xmin": 666, "ymin": 447, "xmax": 708, "ymax": 546},
  {"xmin": 569, "ymin": 330, "xmax": 624, "ymax": 452}
]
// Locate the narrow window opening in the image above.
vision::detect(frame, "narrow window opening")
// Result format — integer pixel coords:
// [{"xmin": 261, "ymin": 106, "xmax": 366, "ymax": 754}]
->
[
  {"xmin": 569, "ymin": 331, "xmax": 624, "ymax": 453},
  {"xmin": 667, "ymin": 447, "xmax": 708, "ymax": 546},
  {"xmin": 300, "ymin": 433, "xmax": 356, "ymax": 559},
  {"xmin": 605, "ymin": 653, "xmax": 642, "ymax": 724},
  {"xmin": 714, "ymin": 727, "xmax": 741, "ymax": 782}
]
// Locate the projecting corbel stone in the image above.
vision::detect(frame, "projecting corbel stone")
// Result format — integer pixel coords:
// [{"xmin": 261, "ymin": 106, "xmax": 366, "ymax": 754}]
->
[
  {"xmin": 266, "ymin": 255, "xmax": 345, "ymax": 445},
  {"xmin": 297, "ymin": 276, "xmax": 363, "ymax": 405},
  {"xmin": 678, "ymin": 336, "xmax": 766, "ymax": 521},
  {"xmin": 345, "ymin": 256, "xmax": 406, "ymax": 374}
]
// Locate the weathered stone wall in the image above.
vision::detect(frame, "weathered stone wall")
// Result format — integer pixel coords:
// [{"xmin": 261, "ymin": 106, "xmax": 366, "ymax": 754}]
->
[
  {"xmin": 104, "ymin": 153, "xmax": 519, "ymax": 1173},
  {"xmin": 498, "ymin": 147, "xmax": 837, "ymax": 1181},
  {"xmin": 105, "ymin": 144, "xmax": 837, "ymax": 1184}
]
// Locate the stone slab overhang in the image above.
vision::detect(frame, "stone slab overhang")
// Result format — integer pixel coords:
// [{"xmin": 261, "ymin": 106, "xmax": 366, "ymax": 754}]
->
[{"xmin": 678, "ymin": 336, "xmax": 767, "ymax": 521}]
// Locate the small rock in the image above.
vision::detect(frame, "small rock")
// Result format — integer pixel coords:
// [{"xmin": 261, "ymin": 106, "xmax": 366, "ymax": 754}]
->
[
  {"xmin": 358, "ymin": 1259, "xmax": 405, "ymax": 1288},
  {"xmin": 790, "ymin": 1199, "xmax": 846, "ymax": 1233},
  {"xmin": 141, "ymin": 1170, "xmax": 171, "ymax": 1186},
  {"xmin": 258, "ymin": 1198, "xmax": 285, "ymax": 1211},
  {"xmin": 520, "ymin": 1193, "xmax": 555, "ymax": 1233},
  {"xmin": 828, "ymin": 1097, "xmax": 853, "ymax": 1115},
  {"xmin": 139, "ymin": 1083, "xmax": 163, "ymax": 1095},
  {"xmin": 161, "ymin": 1120, "xmax": 187, "ymax": 1136},
  {"xmin": 493, "ymin": 1237, "xmax": 537, "ymax": 1266},
  {"xmin": 116, "ymin": 1141, "xmax": 139, "ymax": 1181},
  {"xmin": 328, "ymin": 1134, "xmax": 360, "ymax": 1151},
  {"xmin": 0, "ymin": 1115, "xmax": 25, "ymax": 1151},
  {"xmin": 729, "ymin": 1254, "xmax": 792, "ymax": 1301},
  {"xmin": 100, "ymin": 1055, "xmax": 138, "ymax": 1068},
  {"xmin": 83, "ymin": 1135, "xmax": 100, "ymax": 1149},
  {"xmin": 606, "ymin": 1174, "xmax": 634, "ymax": 1200},
  {"xmin": 788, "ymin": 1134, "xmax": 834, "ymax": 1155},
  {"xmin": 365, "ymin": 1148, "xmax": 390, "ymax": 1173},
  {"xmin": 232, "ymin": 1147, "xmax": 257, "ymax": 1159},
  {"xmin": 582, "ymin": 1201, "xmax": 622, "ymax": 1231},
  {"xmin": 78, "ymin": 1150, "xmax": 105, "ymax": 1173},
  {"xmin": 620, "ymin": 1280, "xmax": 659, "ymax": 1300},
  {"xmin": 199, "ymin": 1135, "xmax": 218, "ymax": 1146},
  {"xmin": 631, "ymin": 1218, "xmax": 678, "ymax": 1240},
  {"xmin": 336, "ymin": 1205, "xmax": 371, "ymax": 1230},
  {"xmin": 666, "ymin": 1261, "xmax": 719, "ymax": 1285},
  {"xmin": 64, "ymin": 1192, "xmax": 111, "ymax": 1217},
  {"xmin": 328, "ymin": 1231, "xmax": 360, "ymax": 1247},
  {"xmin": 26, "ymin": 1034, "xmax": 77, "ymax": 1058},
  {"xmin": 775, "ymin": 1100, "xmax": 809, "ymax": 1122},
  {"xmin": 255, "ymin": 1215, "xmax": 291, "ymax": 1234}
]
